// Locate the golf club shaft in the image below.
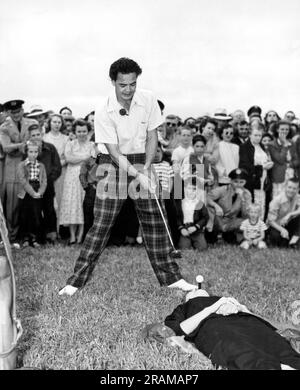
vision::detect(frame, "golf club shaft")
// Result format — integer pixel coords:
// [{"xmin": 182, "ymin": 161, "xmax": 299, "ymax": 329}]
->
[{"xmin": 153, "ymin": 192, "xmax": 176, "ymax": 251}]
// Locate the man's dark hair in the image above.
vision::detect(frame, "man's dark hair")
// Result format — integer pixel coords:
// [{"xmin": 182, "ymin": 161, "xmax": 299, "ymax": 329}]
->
[
  {"xmin": 109, "ymin": 57, "xmax": 142, "ymax": 81},
  {"xmin": 287, "ymin": 177, "xmax": 299, "ymax": 186},
  {"xmin": 192, "ymin": 134, "xmax": 207, "ymax": 146},
  {"xmin": 238, "ymin": 120, "xmax": 249, "ymax": 126}
]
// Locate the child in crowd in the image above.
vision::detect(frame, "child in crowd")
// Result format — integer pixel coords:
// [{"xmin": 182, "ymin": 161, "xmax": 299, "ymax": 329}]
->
[
  {"xmin": 176, "ymin": 179, "xmax": 209, "ymax": 251},
  {"xmin": 181, "ymin": 134, "xmax": 217, "ymax": 232},
  {"xmin": 17, "ymin": 141, "xmax": 47, "ymax": 247},
  {"xmin": 79, "ymin": 144, "xmax": 100, "ymax": 240},
  {"xmin": 171, "ymin": 127, "xmax": 193, "ymax": 174},
  {"xmin": 240, "ymin": 203, "xmax": 268, "ymax": 249},
  {"xmin": 140, "ymin": 143, "xmax": 179, "ymax": 245}
]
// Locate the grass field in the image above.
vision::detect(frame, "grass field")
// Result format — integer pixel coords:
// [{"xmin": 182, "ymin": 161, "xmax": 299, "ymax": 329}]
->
[{"xmin": 5, "ymin": 243, "xmax": 300, "ymax": 370}]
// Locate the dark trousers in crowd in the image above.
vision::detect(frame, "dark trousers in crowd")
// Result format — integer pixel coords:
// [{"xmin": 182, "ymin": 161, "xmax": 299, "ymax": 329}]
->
[
  {"xmin": 19, "ymin": 180, "xmax": 42, "ymax": 243},
  {"xmin": 204, "ymin": 216, "xmax": 244, "ymax": 245},
  {"xmin": 167, "ymin": 198, "xmax": 180, "ymax": 247},
  {"xmin": 109, "ymin": 197, "xmax": 140, "ymax": 245},
  {"xmin": 267, "ymin": 216, "xmax": 300, "ymax": 247},
  {"xmin": 40, "ymin": 183, "xmax": 57, "ymax": 242},
  {"xmin": 83, "ymin": 185, "xmax": 96, "ymax": 241}
]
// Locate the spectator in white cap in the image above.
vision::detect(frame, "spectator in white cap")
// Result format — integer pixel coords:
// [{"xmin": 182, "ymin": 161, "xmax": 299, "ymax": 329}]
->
[
  {"xmin": 211, "ymin": 108, "xmax": 232, "ymax": 132},
  {"xmin": 26, "ymin": 105, "xmax": 50, "ymax": 136}
]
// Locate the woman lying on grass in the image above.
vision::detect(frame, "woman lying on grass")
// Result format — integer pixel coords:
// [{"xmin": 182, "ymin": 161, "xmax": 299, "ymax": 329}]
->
[{"xmin": 144, "ymin": 289, "xmax": 300, "ymax": 370}]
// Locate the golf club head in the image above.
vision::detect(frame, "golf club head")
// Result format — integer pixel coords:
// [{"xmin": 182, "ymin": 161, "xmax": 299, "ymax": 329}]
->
[{"xmin": 170, "ymin": 249, "xmax": 182, "ymax": 259}]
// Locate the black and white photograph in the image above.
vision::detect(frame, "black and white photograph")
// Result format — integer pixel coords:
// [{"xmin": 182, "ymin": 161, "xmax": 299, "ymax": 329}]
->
[{"xmin": 0, "ymin": 0, "xmax": 300, "ymax": 374}]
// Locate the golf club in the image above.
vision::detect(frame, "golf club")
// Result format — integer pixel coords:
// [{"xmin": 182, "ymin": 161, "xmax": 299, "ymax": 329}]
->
[{"xmin": 153, "ymin": 191, "xmax": 182, "ymax": 259}]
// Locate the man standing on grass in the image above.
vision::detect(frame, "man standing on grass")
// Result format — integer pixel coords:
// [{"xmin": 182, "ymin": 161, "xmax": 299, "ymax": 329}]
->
[{"xmin": 59, "ymin": 57, "xmax": 197, "ymax": 296}]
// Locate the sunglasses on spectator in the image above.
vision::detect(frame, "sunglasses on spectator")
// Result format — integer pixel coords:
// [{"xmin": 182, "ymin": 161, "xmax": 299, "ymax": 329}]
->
[{"xmin": 166, "ymin": 122, "xmax": 177, "ymax": 127}]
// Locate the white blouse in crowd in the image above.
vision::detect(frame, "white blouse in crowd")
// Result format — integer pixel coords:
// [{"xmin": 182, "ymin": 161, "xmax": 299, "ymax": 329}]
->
[
  {"xmin": 253, "ymin": 144, "xmax": 269, "ymax": 166},
  {"xmin": 43, "ymin": 131, "xmax": 69, "ymax": 165},
  {"xmin": 215, "ymin": 141, "xmax": 239, "ymax": 184},
  {"xmin": 64, "ymin": 139, "xmax": 95, "ymax": 165}
]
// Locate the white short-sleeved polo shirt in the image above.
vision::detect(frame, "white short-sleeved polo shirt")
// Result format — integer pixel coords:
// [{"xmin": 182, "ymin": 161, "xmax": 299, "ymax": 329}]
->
[{"xmin": 95, "ymin": 88, "xmax": 163, "ymax": 155}]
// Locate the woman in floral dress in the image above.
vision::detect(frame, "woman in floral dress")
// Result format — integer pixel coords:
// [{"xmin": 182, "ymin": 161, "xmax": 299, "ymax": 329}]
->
[{"xmin": 59, "ymin": 119, "xmax": 94, "ymax": 244}]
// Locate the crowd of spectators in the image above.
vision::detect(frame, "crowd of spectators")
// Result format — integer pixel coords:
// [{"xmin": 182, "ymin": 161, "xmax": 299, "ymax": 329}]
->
[{"xmin": 0, "ymin": 100, "xmax": 300, "ymax": 251}]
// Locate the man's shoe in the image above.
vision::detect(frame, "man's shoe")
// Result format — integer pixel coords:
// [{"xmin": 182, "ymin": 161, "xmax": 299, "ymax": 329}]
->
[
  {"xmin": 168, "ymin": 279, "xmax": 197, "ymax": 292},
  {"xmin": 59, "ymin": 285, "xmax": 78, "ymax": 296}
]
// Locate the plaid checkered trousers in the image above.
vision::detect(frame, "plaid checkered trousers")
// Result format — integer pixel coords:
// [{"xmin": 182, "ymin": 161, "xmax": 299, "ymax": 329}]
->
[{"xmin": 66, "ymin": 153, "xmax": 182, "ymax": 288}]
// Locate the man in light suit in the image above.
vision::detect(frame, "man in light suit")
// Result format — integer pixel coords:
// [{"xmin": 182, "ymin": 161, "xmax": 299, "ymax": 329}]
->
[{"xmin": 0, "ymin": 100, "xmax": 38, "ymax": 246}]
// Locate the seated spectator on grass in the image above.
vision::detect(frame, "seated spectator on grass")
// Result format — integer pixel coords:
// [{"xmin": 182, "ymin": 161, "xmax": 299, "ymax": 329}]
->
[
  {"xmin": 171, "ymin": 127, "xmax": 193, "ymax": 175},
  {"xmin": 232, "ymin": 120, "xmax": 249, "ymax": 146},
  {"xmin": 215, "ymin": 124, "xmax": 239, "ymax": 185},
  {"xmin": 79, "ymin": 144, "xmax": 99, "ymax": 241},
  {"xmin": 199, "ymin": 117, "xmax": 219, "ymax": 167},
  {"xmin": 17, "ymin": 141, "xmax": 47, "ymax": 248},
  {"xmin": 176, "ymin": 179, "xmax": 209, "ymax": 251},
  {"xmin": 28, "ymin": 124, "xmax": 62, "ymax": 244},
  {"xmin": 267, "ymin": 177, "xmax": 300, "ymax": 249},
  {"xmin": 268, "ymin": 120, "xmax": 299, "ymax": 199},
  {"xmin": 162, "ymin": 288, "xmax": 300, "ymax": 370},
  {"xmin": 240, "ymin": 203, "xmax": 268, "ymax": 250},
  {"xmin": 239, "ymin": 126, "xmax": 273, "ymax": 219},
  {"xmin": 206, "ymin": 168, "xmax": 252, "ymax": 244}
]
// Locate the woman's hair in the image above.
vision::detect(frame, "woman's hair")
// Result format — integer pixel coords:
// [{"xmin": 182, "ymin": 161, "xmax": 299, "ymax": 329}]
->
[
  {"xmin": 199, "ymin": 117, "xmax": 217, "ymax": 133},
  {"xmin": 47, "ymin": 114, "xmax": 65, "ymax": 133},
  {"xmin": 287, "ymin": 177, "xmax": 300, "ymax": 186},
  {"xmin": 261, "ymin": 133, "xmax": 274, "ymax": 142},
  {"xmin": 72, "ymin": 118, "xmax": 92, "ymax": 134},
  {"xmin": 273, "ymin": 120, "xmax": 293, "ymax": 139},
  {"xmin": 84, "ymin": 111, "xmax": 95, "ymax": 121},
  {"xmin": 25, "ymin": 140, "xmax": 41, "ymax": 155},
  {"xmin": 264, "ymin": 110, "xmax": 281, "ymax": 125},
  {"xmin": 218, "ymin": 123, "xmax": 234, "ymax": 140},
  {"xmin": 192, "ymin": 134, "xmax": 207, "ymax": 146},
  {"xmin": 183, "ymin": 117, "xmax": 196, "ymax": 126},
  {"xmin": 59, "ymin": 106, "xmax": 72, "ymax": 115},
  {"xmin": 109, "ymin": 57, "xmax": 142, "ymax": 81}
]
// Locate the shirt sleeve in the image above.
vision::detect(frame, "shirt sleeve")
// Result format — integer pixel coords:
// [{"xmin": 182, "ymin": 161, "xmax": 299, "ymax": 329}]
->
[
  {"xmin": 259, "ymin": 220, "xmax": 268, "ymax": 231},
  {"xmin": 267, "ymin": 198, "xmax": 280, "ymax": 224},
  {"xmin": 240, "ymin": 219, "xmax": 248, "ymax": 231},
  {"xmin": 94, "ymin": 105, "xmax": 118, "ymax": 144},
  {"xmin": 147, "ymin": 95, "xmax": 163, "ymax": 131}
]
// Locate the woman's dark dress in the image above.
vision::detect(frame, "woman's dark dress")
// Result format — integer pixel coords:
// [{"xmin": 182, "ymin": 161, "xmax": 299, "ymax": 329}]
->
[{"xmin": 164, "ymin": 296, "xmax": 300, "ymax": 370}]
